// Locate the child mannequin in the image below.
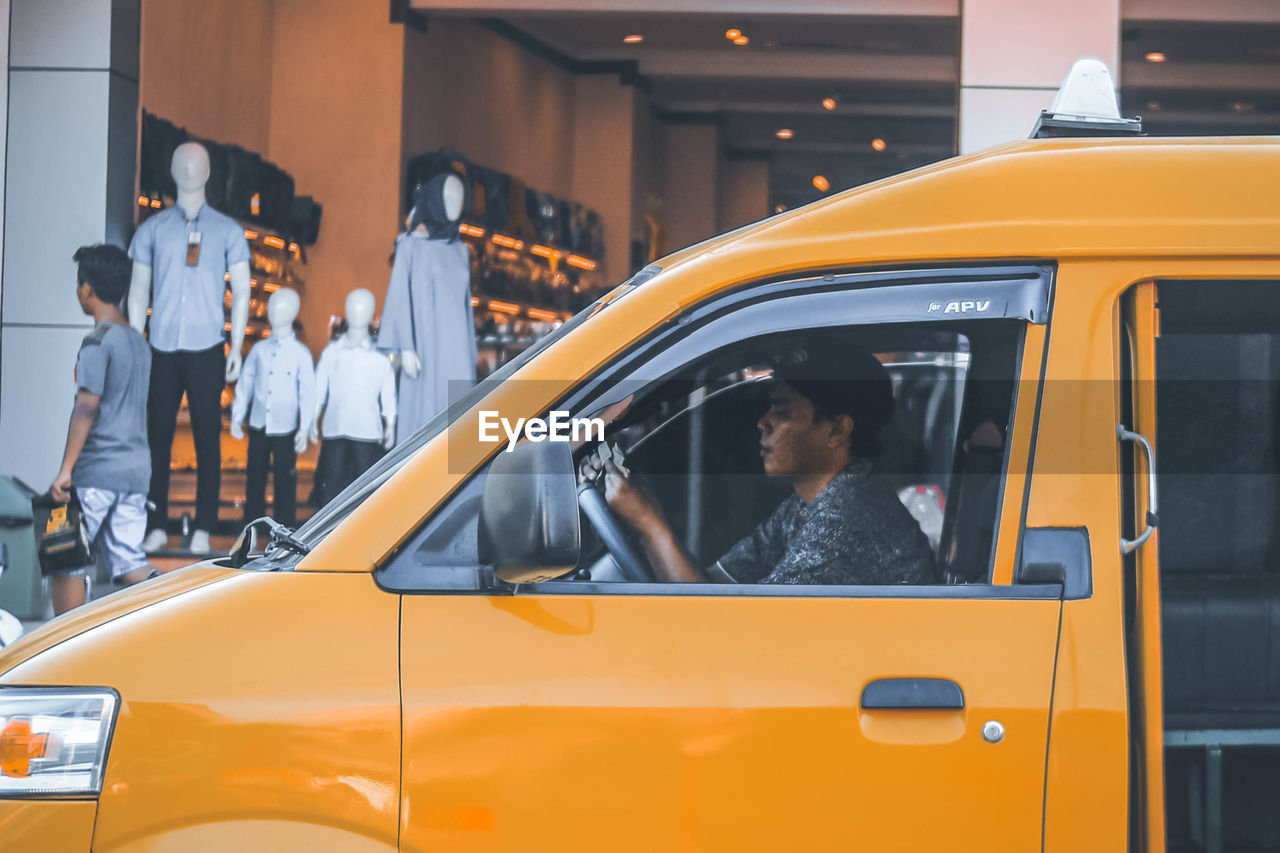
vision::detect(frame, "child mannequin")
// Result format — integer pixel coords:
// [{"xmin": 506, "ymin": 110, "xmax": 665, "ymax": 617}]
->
[
  {"xmin": 231, "ymin": 288, "xmax": 315, "ymax": 527},
  {"xmin": 311, "ymin": 289, "xmax": 397, "ymax": 505}
]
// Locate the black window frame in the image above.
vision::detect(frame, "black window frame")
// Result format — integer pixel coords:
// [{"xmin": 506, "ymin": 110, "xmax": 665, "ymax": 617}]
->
[{"xmin": 377, "ymin": 263, "xmax": 1056, "ymax": 599}]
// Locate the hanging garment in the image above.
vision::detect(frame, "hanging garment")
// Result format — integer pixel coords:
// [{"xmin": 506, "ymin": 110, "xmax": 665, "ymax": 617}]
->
[{"xmin": 379, "ymin": 232, "xmax": 477, "ymax": 442}]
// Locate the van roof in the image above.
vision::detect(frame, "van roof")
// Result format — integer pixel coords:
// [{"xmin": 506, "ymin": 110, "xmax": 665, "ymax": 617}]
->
[{"xmin": 653, "ymin": 136, "xmax": 1280, "ymax": 298}]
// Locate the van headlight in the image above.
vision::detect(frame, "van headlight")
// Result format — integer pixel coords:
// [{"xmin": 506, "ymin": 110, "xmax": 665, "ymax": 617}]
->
[{"xmin": 0, "ymin": 688, "xmax": 118, "ymax": 796}]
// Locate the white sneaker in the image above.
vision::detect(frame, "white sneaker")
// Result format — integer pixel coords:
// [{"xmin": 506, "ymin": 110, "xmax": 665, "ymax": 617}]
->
[
  {"xmin": 189, "ymin": 530, "xmax": 211, "ymax": 555},
  {"xmin": 142, "ymin": 528, "xmax": 169, "ymax": 554}
]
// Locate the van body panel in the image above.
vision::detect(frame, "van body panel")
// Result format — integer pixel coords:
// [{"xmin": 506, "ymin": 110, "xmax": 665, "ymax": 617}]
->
[
  {"xmin": 400, "ymin": 593, "xmax": 1062, "ymax": 851},
  {"xmin": 0, "ymin": 564, "xmax": 238, "ymax": 672},
  {"xmin": 1, "ymin": 572, "xmax": 400, "ymax": 851},
  {"xmin": 0, "ymin": 800, "xmax": 97, "ymax": 850}
]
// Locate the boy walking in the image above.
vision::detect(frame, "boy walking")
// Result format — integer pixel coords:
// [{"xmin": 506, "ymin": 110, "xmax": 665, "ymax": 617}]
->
[{"xmin": 48, "ymin": 245, "xmax": 154, "ymax": 614}]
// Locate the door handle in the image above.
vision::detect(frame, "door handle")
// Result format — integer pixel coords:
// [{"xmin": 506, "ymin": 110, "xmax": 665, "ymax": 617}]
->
[
  {"xmin": 861, "ymin": 677, "xmax": 964, "ymax": 710},
  {"xmin": 1117, "ymin": 423, "xmax": 1159, "ymax": 554}
]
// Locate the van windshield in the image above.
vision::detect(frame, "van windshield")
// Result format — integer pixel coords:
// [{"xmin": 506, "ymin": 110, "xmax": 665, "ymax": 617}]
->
[{"xmin": 296, "ymin": 266, "xmax": 661, "ymax": 546}]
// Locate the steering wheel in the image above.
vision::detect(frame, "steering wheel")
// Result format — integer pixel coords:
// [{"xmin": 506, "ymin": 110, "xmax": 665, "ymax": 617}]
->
[{"xmin": 577, "ymin": 482, "xmax": 656, "ymax": 583}]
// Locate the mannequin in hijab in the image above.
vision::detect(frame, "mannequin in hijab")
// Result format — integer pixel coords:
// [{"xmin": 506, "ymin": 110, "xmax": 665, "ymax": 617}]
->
[
  {"xmin": 379, "ymin": 172, "xmax": 478, "ymax": 443},
  {"xmin": 128, "ymin": 141, "xmax": 252, "ymax": 555}
]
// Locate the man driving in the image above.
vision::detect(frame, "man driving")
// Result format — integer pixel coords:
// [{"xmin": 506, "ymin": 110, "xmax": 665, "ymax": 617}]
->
[{"xmin": 598, "ymin": 343, "xmax": 936, "ymax": 585}]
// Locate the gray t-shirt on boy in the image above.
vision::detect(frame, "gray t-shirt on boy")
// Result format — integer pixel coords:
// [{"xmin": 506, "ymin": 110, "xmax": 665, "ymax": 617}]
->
[{"xmin": 71, "ymin": 322, "xmax": 152, "ymax": 495}]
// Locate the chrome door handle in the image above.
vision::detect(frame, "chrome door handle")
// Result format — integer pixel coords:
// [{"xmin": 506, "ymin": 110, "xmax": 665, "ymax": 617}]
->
[{"xmin": 1117, "ymin": 423, "xmax": 1158, "ymax": 554}]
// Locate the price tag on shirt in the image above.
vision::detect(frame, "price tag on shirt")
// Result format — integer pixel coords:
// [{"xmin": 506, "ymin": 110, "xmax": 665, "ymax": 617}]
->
[{"xmin": 186, "ymin": 230, "xmax": 202, "ymax": 266}]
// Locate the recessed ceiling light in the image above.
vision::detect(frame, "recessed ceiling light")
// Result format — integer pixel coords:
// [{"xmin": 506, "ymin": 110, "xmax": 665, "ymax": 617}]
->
[
  {"xmin": 623, "ymin": 34, "xmax": 644, "ymax": 44},
  {"xmin": 775, "ymin": 128, "xmax": 794, "ymax": 140},
  {"xmin": 822, "ymin": 97, "xmax": 837, "ymax": 111},
  {"xmin": 1231, "ymin": 101, "xmax": 1256, "ymax": 113},
  {"xmin": 733, "ymin": 35, "xmax": 749, "ymax": 46},
  {"xmin": 725, "ymin": 28, "xmax": 742, "ymax": 40},
  {"xmin": 1145, "ymin": 52, "xmax": 1166, "ymax": 63},
  {"xmin": 812, "ymin": 175, "xmax": 830, "ymax": 192},
  {"xmin": 871, "ymin": 138, "xmax": 887, "ymax": 151},
  {"xmin": 1146, "ymin": 100, "xmax": 1161, "ymax": 110},
  {"xmin": 774, "ymin": 203, "xmax": 788, "ymax": 214}
]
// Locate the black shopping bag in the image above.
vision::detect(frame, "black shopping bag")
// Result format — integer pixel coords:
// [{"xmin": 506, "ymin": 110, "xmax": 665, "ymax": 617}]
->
[{"xmin": 30, "ymin": 493, "xmax": 91, "ymax": 576}]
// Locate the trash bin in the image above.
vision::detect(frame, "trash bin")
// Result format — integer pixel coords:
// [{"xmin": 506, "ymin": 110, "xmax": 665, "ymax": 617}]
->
[{"xmin": 0, "ymin": 476, "xmax": 44, "ymax": 621}]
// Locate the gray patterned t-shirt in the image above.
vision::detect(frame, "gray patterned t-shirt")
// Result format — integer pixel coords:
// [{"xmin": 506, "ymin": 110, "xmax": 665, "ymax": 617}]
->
[{"xmin": 714, "ymin": 459, "xmax": 936, "ymax": 585}]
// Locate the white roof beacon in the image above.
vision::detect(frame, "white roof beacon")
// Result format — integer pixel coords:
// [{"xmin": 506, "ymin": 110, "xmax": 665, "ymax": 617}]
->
[{"xmin": 1030, "ymin": 58, "xmax": 1143, "ymax": 139}]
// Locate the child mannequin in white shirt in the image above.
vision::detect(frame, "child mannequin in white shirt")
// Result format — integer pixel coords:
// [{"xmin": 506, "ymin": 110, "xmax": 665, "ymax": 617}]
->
[
  {"xmin": 231, "ymin": 288, "xmax": 315, "ymax": 527},
  {"xmin": 311, "ymin": 289, "xmax": 397, "ymax": 505}
]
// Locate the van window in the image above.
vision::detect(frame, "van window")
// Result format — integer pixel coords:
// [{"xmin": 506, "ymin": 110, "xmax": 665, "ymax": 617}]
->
[
  {"xmin": 1156, "ymin": 280, "xmax": 1280, "ymax": 851},
  {"xmin": 381, "ymin": 312, "xmax": 1029, "ymax": 594}
]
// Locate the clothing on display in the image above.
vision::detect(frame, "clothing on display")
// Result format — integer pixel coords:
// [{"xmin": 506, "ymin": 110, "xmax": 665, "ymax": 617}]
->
[
  {"xmin": 146, "ymin": 344, "xmax": 225, "ymax": 532},
  {"xmin": 314, "ymin": 437, "xmax": 382, "ymax": 507},
  {"xmin": 244, "ymin": 428, "xmax": 298, "ymax": 527},
  {"xmin": 380, "ymin": 177, "xmax": 478, "ymax": 443},
  {"xmin": 128, "ymin": 204, "xmax": 251, "ymax": 353},
  {"xmin": 314, "ymin": 336, "xmax": 396, "ymax": 442},
  {"xmin": 231, "ymin": 334, "xmax": 316, "ymax": 436}
]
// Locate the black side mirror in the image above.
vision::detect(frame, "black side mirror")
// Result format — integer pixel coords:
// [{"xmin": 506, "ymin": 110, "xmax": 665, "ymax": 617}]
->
[
  {"xmin": 479, "ymin": 439, "xmax": 581, "ymax": 584},
  {"xmin": 0, "ymin": 541, "xmax": 7, "ymax": 574}
]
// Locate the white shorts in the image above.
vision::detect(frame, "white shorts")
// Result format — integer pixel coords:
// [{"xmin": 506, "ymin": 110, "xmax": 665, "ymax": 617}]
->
[{"xmin": 67, "ymin": 487, "xmax": 151, "ymax": 580}]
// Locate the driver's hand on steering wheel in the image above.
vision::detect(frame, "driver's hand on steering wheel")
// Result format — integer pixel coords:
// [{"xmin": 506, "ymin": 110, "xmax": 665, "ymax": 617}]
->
[{"xmin": 601, "ymin": 458, "xmax": 668, "ymax": 542}]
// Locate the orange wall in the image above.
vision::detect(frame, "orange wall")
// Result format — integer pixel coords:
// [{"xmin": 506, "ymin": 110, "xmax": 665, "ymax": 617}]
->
[
  {"xmin": 402, "ymin": 18, "xmax": 576, "ymax": 203},
  {"xmin": 139, "ymin": 0, "xmax": 275, "ymax": 154},
  {"xmin": 663, "ymin": 122, "xmax": 720, "ymax": 253},
  {"xmin": 718, "ymin": 157, "xmax": 770, "ymax": 232},
  {"xmin": 267, "ymin": 0, "xmax": 406, "ymax": 358}
]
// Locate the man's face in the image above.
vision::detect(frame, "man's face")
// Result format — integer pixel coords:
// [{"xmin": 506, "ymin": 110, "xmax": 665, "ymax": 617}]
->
[
  {"xmin": 756, "ymin": 380, "xmax": 839, "ymax": 477},
  {"xmin": 75, "ymin": 281, "xmax": 92, "ymax": 314}
]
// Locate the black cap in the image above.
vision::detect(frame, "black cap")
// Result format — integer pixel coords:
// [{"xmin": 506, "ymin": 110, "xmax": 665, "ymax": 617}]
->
[{"xmin": 770, "ymin": 342, "xmax": 894, "ymax": 458}]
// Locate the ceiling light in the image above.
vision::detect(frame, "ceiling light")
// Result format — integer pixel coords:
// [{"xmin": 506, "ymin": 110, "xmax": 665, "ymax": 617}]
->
[
  {"xmin": 1231, "ymin": 101, "xmax": 1256, "ymax": 113},
  {"xmin": 871, "ymin": 138, "xmax": 887, "ymax": 151},
  {"xmin": 725, "ymin": 28, "xmax": 741, "ymax": 40},
  {"xmin": 733, "ymin": 36, "xmax": 749, "ymax": 46},
  {"xmin": 812, "ymin": 175, "xmax": 830, "ymax": 192},
  {"xmin": 775, "ymin": 128, "xmax": 794, "ymax": 140},
  {"xmin": 822, "ymin": 97, "xmax": 837, "ymax": 111},
  {"xmin": 623, "ymin": 34, "xmax": 644, "ymax": 44},
  {"xmin": 774, "ymin": 204, "xmax": 787, "ymax": 214},
  {"xmin": 1146, "ymin": 100, "xmax": 1161, "ymax": 110},
  {"xmin": 1145, "ymin": 52, "xmax": 1166, "ymax": 63}
]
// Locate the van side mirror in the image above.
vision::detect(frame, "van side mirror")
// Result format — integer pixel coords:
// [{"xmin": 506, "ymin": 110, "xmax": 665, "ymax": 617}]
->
[
  {"xmin": 480, "ymin": 439, "xmax": 581, "ymax": 584},
  {"xmin": 0, "ymin": 541, "xmax": 7, "ymax": 574}
]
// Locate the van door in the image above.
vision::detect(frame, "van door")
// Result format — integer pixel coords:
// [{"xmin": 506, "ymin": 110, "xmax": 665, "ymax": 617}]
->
[{"xmin": 393, "ymin": 268, "xmax": 1065, "ymax": 852}]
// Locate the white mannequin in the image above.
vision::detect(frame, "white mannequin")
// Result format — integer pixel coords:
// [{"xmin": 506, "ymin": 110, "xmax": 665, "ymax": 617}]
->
[
  {"xmin": 128, "ymin": 142, "xmax": 252, "ymax": 381},
  {"xmin": 311, "ymin": 289, "xmax": 397, "ymax": 449},
  {"xmin": 231, "ymin": 288, "xmax": 310, "ymax": 454},
  {"xmin": 400, "ymin": 174, "xmax": 464, "ymax": 380}
]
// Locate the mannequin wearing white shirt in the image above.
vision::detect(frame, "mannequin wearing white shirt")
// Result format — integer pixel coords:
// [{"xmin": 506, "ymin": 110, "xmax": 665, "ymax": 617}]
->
[
  {"xmin": 231, "ymin": 288, "xmax": 315, "ymax": 527},
  {"xmin": 311, "ymin": 289, "xmax": 397, "ymax": 505},
  {"xmin": 130, "ymin": 142, "xmax": 252, "ymax": 555}
]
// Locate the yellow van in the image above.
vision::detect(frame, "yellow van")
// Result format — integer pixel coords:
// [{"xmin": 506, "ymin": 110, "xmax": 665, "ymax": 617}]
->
[{"xmin": 4, "ymin": 76, "xmax": 1280, "ymax": 850}]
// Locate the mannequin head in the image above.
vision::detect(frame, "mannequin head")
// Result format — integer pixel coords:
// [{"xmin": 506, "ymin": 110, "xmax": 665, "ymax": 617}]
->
[
  {"xmin": 345, "ymin": 289, "xmax": 375, "ymax": 331},
  {"xmin": 405, "ymin": 172, "xmax": 464, "ymax": 238},
  {"xmin": 267, "ymin": 288, "xmax": 300, "ymax": 338},
  {"xmin": 442, "ymin": 174, "xmax": 464, "ymax": 222},
  {"xmin": 171, "ymin": 142, "xmax": 211, "ymax": 194}
]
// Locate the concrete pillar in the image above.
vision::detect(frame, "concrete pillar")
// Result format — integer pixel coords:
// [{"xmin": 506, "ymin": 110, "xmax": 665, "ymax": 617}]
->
[
  {"xmin": 719, "ymin": 155, "xmax": 770, "ymax": 232},
  {"xmin": 571, "ymin": 75, "xmax": 637, "ymax": 287},
  {"xmin": 662, "ymin": 122, "xmax": 720, "ymax": 253},
  {"xmin": 0, "ymin": 0, "xmax": 139, "ymax": 490},
  {"xmin": 959, "ymin": 0, "xmax": 1119, "ymax": 153}
]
